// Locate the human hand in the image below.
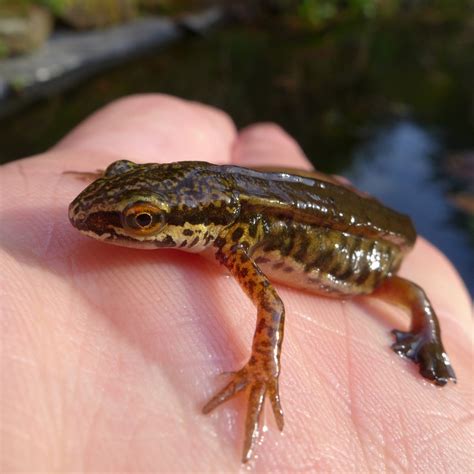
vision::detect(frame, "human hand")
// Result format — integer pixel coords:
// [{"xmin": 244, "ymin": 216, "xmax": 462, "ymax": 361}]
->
[{"xmin": 1, "ymin": 95, "xmax": 472, "ymax": 472}]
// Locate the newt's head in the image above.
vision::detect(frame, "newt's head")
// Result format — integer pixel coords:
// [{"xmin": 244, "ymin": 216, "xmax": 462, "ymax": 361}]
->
[{"xmin": 68, "ymin": 159, "xmax": 239, "ymax": 251}]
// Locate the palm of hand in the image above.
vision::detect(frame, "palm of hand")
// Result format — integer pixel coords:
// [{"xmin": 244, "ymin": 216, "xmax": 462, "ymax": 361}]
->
[{"xmin": 1, "ymin": 95, "xmax": 472, "ymax": 472}]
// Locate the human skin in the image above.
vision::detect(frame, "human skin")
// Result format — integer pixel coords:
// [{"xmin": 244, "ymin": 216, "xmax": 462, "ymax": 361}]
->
[{"xmin": 1, "ymin": 94, "xmax": 472, "ymax": 472}]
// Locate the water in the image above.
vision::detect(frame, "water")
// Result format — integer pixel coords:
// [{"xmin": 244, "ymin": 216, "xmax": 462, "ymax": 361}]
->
[
  {"xmin": 348, "ymin": 121, "xmax": 474, "ymax": 292},
  {"xmin": 0, "ymin": 15, "xmax": 472, "ymax": 291}
]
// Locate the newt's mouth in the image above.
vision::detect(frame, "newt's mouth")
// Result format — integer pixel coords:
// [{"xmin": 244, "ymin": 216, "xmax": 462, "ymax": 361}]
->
[{"xmin": 69, "ymin": 205, "xmax": 122, "ymax": 235}]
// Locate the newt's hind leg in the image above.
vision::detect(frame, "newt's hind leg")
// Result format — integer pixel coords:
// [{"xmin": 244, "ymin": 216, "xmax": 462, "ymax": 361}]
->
[{"xmin": 372, "ymin": 276, "xmax": 456, "ymax": 386}]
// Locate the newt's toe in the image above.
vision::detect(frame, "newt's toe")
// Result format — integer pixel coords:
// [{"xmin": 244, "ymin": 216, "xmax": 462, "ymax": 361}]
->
[{"xmin": 203, "ymin": 363, "xmax": 283, "ymax": 463}]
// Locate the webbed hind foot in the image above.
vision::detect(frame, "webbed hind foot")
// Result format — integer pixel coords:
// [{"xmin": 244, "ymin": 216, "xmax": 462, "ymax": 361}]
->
[
  {"xmin": 392, "ymin": 329, "xmax": 456, "ymax": 386},
  {"xmin": 372, "ymin": 276, "xmax": 456, "ymax": 386}
]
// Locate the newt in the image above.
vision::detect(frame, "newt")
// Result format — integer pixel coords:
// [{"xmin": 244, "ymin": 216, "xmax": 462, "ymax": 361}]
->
[{"xmin": 68, "ymin": 160, "xmax": 456, "ymax": 462}]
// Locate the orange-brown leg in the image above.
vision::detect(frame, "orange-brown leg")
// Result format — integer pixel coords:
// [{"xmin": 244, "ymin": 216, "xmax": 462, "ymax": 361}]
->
[
  {"xmin": 372, "ymin": 276, "xmax": 456, "ymax": 386},
  {"xmin": 203, "ymin": 238, "xmax": 285, "ymax": 462}
]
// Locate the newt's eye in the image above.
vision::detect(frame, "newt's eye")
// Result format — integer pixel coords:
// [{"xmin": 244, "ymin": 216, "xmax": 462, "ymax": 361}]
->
[
  {"xmin": 122, "ymin": 202, "xmax": 165, "ymax": 235},
  {"xmin": 104, "ymin": 160, "xmax": 137, "ymax": 177}
]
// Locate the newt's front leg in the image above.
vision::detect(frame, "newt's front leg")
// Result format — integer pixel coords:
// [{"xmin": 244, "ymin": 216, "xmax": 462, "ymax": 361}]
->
[{"xmin": 203, "ymin": 229, "xmax": 285, "ymax": 463}]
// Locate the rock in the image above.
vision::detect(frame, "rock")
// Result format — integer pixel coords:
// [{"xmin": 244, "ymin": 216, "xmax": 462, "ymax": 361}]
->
[
  {"xmin": 177, "ymin": 6, "xmax": 225, "ymax": 35},
  {"xmin": 0, "ymin": 5, "xmax": 52, "ymax": 57},
  {"xmin": 0, "ymin": 6, "xmax": 225, "ymax": 118},
  {"xmin": 59, "ymin": 0, "xmax": 139, "ymax": 29},
  {"xmin": 0, "ymin": 15, "xmax": 181, "ymax": 112}
]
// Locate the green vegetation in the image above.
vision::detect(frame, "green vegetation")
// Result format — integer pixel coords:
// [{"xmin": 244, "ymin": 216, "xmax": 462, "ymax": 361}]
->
[
  {"xmin": 0, "ymin": 40, "xmax": 7, "ymax": 59},
  {"xmin": 0, "ymin": 0, "xmax": 69, "ymax": 14},
  {"xmin": 290, "ymin": 0, "xmax": 472, "ymax": 26},
  {"xmin": 298, "ymin": 0, "xmax": 379, "ymax": 25},
  {"xmin": 37, "ymin": 0, "xmax": 70, "ymax": 14},
  {"xmin": 4, "ymin": 0, "xmax": 473, "ymax": 24}
]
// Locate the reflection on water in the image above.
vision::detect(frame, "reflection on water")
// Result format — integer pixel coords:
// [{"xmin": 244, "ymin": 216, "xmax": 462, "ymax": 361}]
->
[
  {"xmin": 347, "ymin": 121, "xmax": 473, "ymax": 292},
  {"xmin": 0, "ymin": 15, "xmax": 472, "ymax": 293}
]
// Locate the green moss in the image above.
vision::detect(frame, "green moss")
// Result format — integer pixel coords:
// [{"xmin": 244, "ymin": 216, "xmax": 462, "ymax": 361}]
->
[
  {"xmin": 0, "ymin": 0, "xmax": 70, "ymax": 14},
  {"xmin": 0, "ymin": 40, "xmax": 7, "ymax": 58},
  {"xmin": 37, "ymin": 0, "xmax": 72, "ymax": 15},
  {"xmin": 294, "ymin": 0, "xmax": 472, "ymax": 26}
]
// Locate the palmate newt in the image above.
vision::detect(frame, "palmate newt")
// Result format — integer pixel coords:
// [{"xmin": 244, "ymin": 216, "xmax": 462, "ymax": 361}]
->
[{"xmin": 68, "ymin": 160, "xmax": 456, "ymax": 462}]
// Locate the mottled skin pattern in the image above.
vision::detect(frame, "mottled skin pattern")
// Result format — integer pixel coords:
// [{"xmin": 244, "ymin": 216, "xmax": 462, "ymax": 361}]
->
[{"xmin": 69, "ymin": 160, "xmax": 456, "ymax": 463}]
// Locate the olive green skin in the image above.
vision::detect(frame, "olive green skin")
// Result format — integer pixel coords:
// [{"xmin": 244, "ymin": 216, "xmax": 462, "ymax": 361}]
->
[
  {"xmin": 69, "ymin": 160, "xmax": 416, "ymax": 296},
  {"xmin": 68, "ymin": 160, "xmax": 454, "ymax": 463}
]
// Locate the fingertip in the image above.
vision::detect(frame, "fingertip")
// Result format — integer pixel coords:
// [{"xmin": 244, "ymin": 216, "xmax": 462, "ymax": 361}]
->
[
  {"xmin": 233, "ymin": 122, "xmax": 313, "ymax": 170},
  {"xmin": 54, "ymin": 94, "xmax": 237, "ymax": 165}
]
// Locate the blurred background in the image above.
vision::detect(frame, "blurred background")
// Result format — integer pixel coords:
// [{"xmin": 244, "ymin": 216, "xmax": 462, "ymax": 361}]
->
[{"xmin": 0, "ymin": 0, "xmax": 473, "ymax": 293}]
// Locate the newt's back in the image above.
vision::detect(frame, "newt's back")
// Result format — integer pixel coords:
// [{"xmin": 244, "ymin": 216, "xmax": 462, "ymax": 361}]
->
[
  {"xmin": 221, "ymin": 165, "xmax": 417, "ymax": 252},
  {"xmin": 219, "ymin": 165, "xmax": 416, "ymax": 296}
]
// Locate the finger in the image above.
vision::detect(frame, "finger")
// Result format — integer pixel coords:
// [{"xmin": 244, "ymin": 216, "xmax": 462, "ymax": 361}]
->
[
  {"xmin": 232, "ymin": 122, "xmax": 313, "ymax": 170},
  {"xmin": 54, "ymin": 94, "xmax": 237, "ymax": 165}
]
